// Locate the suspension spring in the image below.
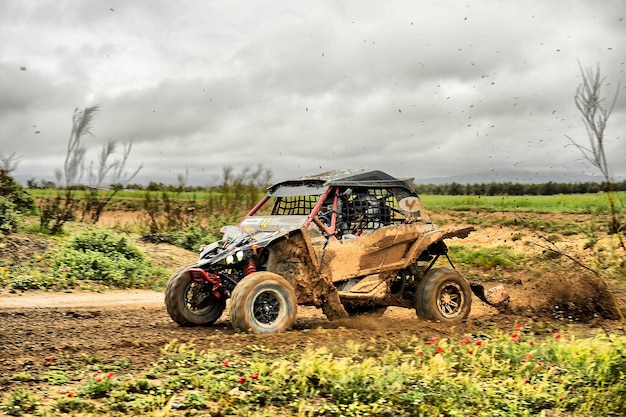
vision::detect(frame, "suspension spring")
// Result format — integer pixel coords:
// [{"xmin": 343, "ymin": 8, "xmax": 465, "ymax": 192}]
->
[{"xmin": 244, "ymin": 258, "xmax": 257, "ymax": 276}]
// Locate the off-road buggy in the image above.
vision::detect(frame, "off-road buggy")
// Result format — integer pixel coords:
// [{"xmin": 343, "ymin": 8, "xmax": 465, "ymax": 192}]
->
[{"xmin": 165, "ymin": 169, "xmax": 494, "ymax": 333}]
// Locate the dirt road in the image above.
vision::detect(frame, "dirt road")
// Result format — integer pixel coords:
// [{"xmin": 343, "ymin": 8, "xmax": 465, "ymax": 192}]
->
[{"xmin": 0, "ymin": 289, "xmax": 511, "ymax": 375}]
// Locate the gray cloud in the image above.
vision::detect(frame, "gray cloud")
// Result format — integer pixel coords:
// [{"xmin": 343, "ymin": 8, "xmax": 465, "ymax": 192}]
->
[{"xmin": 1, "ymin": 0, "xmax": 625, "ymax": 186}]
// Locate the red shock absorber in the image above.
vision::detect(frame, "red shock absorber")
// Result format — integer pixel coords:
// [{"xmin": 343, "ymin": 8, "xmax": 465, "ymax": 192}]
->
[{"xmin": 244, "ymin": 258, "xmax": 257, "ymax": 276}]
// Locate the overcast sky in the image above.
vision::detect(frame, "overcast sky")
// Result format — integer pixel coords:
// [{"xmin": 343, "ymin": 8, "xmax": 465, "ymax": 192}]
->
[{"xmin": 1, "ymin": 1, "xmax": 625, "ymax": 186}]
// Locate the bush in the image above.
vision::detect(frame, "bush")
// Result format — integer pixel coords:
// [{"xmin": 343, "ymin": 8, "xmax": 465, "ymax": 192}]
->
[
  {"xmin": 172, "ymin": 224, "xmax": 219, "ymax": 251},
  {"xmin": 0, "ymin": 169, "xmax": 35, "ymax": 214},
  {"xmin": 0, "ymin": 197, "xmax": 19, "ymax": 235},
  {"xmin": 67, "ymin": 229, "xmax": 144, "ymax": 261},
  {"xmin": 52, "ymin": 229, "xmax": 166, "ymax": 288},
  {"xmin": 2, "ymin": 388, "xmax": 38, "ymax": 416}
]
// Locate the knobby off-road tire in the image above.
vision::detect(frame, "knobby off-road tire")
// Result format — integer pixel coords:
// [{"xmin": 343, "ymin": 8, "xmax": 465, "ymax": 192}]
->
[
  {"xmin": 415, "ymin": 268, "xmax": 472, "ymax": 322},
  {"xmin": 230, "ymin": 271, "xmax": 297, "ymax": 334},
  {"xmin": 165, "ymin": 264, "xmax": 226, "ymax": 326}
]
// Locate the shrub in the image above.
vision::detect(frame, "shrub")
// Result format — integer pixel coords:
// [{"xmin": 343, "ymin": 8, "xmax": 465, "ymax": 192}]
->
[
  {"xmin": 80, "ymin": 373, "xmax": 117, "ymax": 399},
  {"xmin": 172, "ymin": 224, "xmax": 219, "ymax": 251},
  {"xmin": 52, "ymin": 229, "xmax": 166, "ymax": 288},
  {"xmin": 0, "ymin": 169, "xmax": 35, "ymax": 214},
  {"xmin": 2, "ymin": 389, "xmax": 38, "ymax": 416},
  {"xmin": 53, "ymin": 397, "xmax": 94, "ymax": 414},
  {"xmin": 0, "ymin": 196, "xmax": 19, "ymax": 234},
  {"xmin": 67, "ymin": 229, "xmax": 143, "ymax": 261}
]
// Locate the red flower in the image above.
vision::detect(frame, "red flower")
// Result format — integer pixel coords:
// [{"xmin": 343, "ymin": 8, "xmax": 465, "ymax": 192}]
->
[
  {"xmin": 222, "ymin": 359, "xmax": 229, "ymax": 367},
  {"xmin": 95, "ymin": 376, "xmax": 102, "ymax": 382},
  {"xmin": 44, "ymin": 356, "xmax": 53, "ymax": 364},
  {"xmin": 435, "ymin": 346, "xmax": 444, "ymax": 355},
  {"xmin": 417, "ymin": 350, "xmax": 424, "ymax": 356},
  {"xmin": 526, "ymin": 353, "xmax": 533, "ymax": 359},
  {"xmin": 529, "ymin": 340, "xmax": 535, "ymax": 346},
  {"xmin": 241, "ymin": 359, "xmax": 247, "ymax": 364},
  {"xmin": 426, "ymin": 336, "xmax": 439, "ymax": 346},
  {"xmin": 459, "ymin": 337, "xmax": 471, "ymax": 345},
  {"xmin": 239, "ymin": 376, "xmax": 247, "ymax": 384},
  {"xmin": 514, "ymin": 324, "xmax": 522, "ymax": 331},
  {"xmin": 468, "ymin": 349, "xmax": 474, "ymax": 355},
  {"xmin": 106, "ymin": 372, "xmax": 115, "ymax": 379},
  {"xmin": 553, "ymin": 333, "xmax": 562, "ymax": 339},
  {"xmin": 475, "ymin": 340, "xmax": 483, "ymax": 346},
  {"xmin": 250, "ymin": 372, "xmax": 259, "ymax": 381},
  {"xmin": 511, "ymin": 333, "xmax": 520, "ymax": 343},
  {"xmin": 68, "ymin": 391, "xmax": 75, "ymax": 398}
]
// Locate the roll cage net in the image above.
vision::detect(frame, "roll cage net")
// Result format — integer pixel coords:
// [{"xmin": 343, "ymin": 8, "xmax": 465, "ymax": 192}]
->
[
  {"xmin": 270, "ymin": 187, "xmax": 407, "ymax": 234},
  {"xmin": 272, "ymin": 195, "xmax": 319, "ymax": 215},
  {"xmin": 339, "ymin": 188, "xmax": 403, "ymax": 234}
]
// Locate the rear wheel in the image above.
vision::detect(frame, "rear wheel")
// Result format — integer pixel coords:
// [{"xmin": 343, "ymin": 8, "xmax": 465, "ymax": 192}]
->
[
  {"xmin": 230, "ymin": 272, "xmax": 297, "ymax": 333},
  {"xmin": 415, "ymin": 268, "xmax": 471, "ymax": 322},
  {"xmin": 165, "ymin": 264, "xmax": 226, "ymax": 326}
]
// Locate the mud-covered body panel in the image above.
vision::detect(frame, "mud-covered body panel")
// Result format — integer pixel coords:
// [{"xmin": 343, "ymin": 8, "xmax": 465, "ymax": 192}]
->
[
  {"xmin": 260, "ymin": 223, "xmax": 474, "ymax": 309},
  {"xmin": 320, "ymin": 224, "xmax": 473, "ymax": 282}
]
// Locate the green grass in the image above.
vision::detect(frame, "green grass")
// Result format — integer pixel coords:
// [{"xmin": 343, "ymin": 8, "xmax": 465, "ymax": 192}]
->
[
  {"xmin": 449, "ymin": 245, "xmax": 527, "ymax": 270},
  {"xmin": 438, "ymin": 211, "xmax": 592, "ymax": 235},
  {"xmin": 25, "ymin": 184, "xmax": 626, "ymax": 216},
  {"xmin": 28, "ymin": 190, "xmax": 624, "ymax": 216},
  {"xmin": 2, "ymin": 330, "xmax": 624, "ymax": 416},
  {"xmin": 421, "ymin": 192, "xmax": 625, "ymax": 215}
]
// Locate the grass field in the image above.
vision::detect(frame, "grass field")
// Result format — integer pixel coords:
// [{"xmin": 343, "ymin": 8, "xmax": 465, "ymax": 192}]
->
[
  {"xmin": 421, "ymin": 192, "xmax": 625, "ymax": 215},
  {"xmin": 29, "ymin": 189, "xmax": 626, "ymax": 215}
]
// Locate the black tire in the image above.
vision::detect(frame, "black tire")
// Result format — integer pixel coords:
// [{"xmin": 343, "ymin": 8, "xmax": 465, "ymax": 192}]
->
[
  {"xmin": 415, "ymin": 268, "xmax": 472, "ymax": 322},
  {"xmin": 229, "ymin": 272, "xmax": 297, "ymax": 334},
  {"xmin": 164, "ymin": 264, "xmax": 226, "ymax": 326},
  {"xmin": 345, "ymin": 305, "xmax": 388, "ymax": 317}
]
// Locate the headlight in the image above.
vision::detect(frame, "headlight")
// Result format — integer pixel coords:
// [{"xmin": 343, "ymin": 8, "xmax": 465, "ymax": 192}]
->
[{"xmin": 225, "ymin": 251, "xmax": 245, "ymax": 265}]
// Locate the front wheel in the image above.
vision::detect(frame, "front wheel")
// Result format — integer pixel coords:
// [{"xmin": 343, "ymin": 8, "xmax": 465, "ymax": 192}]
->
[
  {"xmin": 415, "ymin": 268, "xmax": 472, "ymax": 322},
  {"xmin": 229, "ymin": 272, "xmax": 297, "ymax": 334},
  {"xmin": 164, "ymin": 264, "xmax": 226, "ymax": 326}
]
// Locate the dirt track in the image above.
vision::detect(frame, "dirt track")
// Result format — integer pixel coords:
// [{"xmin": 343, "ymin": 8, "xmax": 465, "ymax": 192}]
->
[
  {"xmin": 0, "ymin": 285, "xmax": 618, "ymax": 376},
  {"xmin": 0, "ymin": 289, "xmax": 516, "ymax": 375}
]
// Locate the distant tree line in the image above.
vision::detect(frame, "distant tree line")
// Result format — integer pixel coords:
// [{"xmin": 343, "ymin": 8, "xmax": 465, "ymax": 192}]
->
[
  {"xmin": 25, "ymin": 177, "xmax": 626, "ymax": 196},
  {"xmin": 414, "ymin": 180, "xmax": 626, "ymax": 196}
]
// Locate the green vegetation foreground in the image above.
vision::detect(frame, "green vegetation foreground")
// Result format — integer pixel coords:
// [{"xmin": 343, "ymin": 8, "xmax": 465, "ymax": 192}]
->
[{"xmin": 2, "ymin": 328, "xmax": 625, "ymax": 416}]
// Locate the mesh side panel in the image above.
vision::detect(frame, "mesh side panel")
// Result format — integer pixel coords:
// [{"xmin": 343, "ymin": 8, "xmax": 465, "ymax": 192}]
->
[
  {"xmin": 341, "ymin": 189, "xmax": 403, "ymax": 232},
  {"xmin": 273, "ymin": 195, "xmax": 319, "ymax": 215}
]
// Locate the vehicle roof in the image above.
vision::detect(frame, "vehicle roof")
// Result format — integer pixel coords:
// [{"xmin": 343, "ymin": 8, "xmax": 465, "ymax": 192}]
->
[{"xmin": 267, "ymin": 169, "xmax": 415, "ymax": 194}]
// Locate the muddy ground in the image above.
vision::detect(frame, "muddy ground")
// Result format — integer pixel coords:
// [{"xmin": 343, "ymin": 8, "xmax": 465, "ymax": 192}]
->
[{"xmin": 0, "ymin": 212, "xmax": 624, "ymax": 376}]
